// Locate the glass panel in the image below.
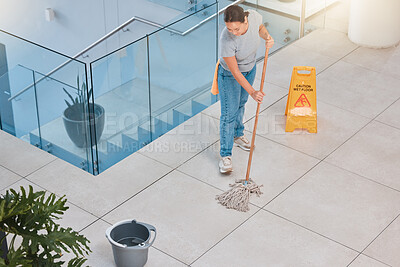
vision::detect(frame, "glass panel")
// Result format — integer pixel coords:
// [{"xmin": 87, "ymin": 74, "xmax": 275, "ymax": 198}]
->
[
  {"xmin": 303, "ymin": 0, "xmax": 326, "ymax": 33},
  {"xmin": 230, "ymin": 0, "xmax": 338, "ymax": 59},
  {"xmin": 0, "ymin": 30, "xmax": 93, "ymax": 173},
  {"xmin": 3, "ymin": 66, "xmax": 38, "ymax": 143},
  {"xmin": 148, "ymin": 3, "xmax": 218, "ymax": 132},
  {"xmin": 34, "ymin": 63, "xmax": 94, "ymax": 173},
  {"xmin": 90, "ymin": 37, "xmax": 150, "ymax": 173},
  {"xmin": 224, "ymin": 1, "xmax": 302, "ymax": 61},
  {"xmin": 304, "ymin": 0, "xmax": 350, "ymax": 35},
  {"xmin": 0, "ymin": 30, "xmax": 78, "ymax": 79},
  {"xmin": 147, "ymin": 0, "xmax": 218, "ymax": 21}
]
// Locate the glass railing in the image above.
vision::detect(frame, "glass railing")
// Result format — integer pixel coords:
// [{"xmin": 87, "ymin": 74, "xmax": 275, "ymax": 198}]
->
[
  {"xmin": 1, "ymin": 0, "xmax": 335, "ymax": 175},
  {"xmin": 236, "ymin": 0, "xmax": 336, "ymax": 59},
  {"xmin": 89, "ymin": 3, "xmax": 219, "ymax": 173},
  {"xmin": 90, "ymin": 35, "xmax": 151, "ymax": 173},
  {"xmin": 0, "ymin": 29, "xmax": 93, "ymax": 173},
  {"xmin": 0, "ymin": 65, "xmax": 36, "ymax": 140},
  {"xmin": 34, "ymin": 69, "xmax": 96, "ymax": 173}
]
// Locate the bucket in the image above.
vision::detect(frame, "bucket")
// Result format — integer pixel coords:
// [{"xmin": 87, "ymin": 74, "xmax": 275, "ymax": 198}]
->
[{"xmin": 106, "ymin": 219, "xmax": 156, "ymax": 267}]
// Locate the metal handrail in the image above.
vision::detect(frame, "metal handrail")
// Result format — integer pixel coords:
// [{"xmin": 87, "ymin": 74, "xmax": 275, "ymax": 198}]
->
[
  {"xmin": 182, "ymin": 0, "xmax": 244, "ymax": 35},
  {"xmin": 7, "ymin": 16, "xmax": 182, "ymax": 101},
  {"xmin": 8, "ymin": 0, "xmax": 243, "ymax": 101}
]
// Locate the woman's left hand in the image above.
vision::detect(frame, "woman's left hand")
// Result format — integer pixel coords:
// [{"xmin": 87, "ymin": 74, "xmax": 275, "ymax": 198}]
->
[{"xmin": 266, "ymin": 36, "xmax": 274, "ymax": 48}]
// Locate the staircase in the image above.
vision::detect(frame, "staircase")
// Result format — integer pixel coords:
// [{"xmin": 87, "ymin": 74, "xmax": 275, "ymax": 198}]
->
[
  {"xmin": 28, "ymin": 86, "xmax": 217, "ymax": 173},
  {"xmin": 96, "ymin": 87, "xmax": 217, "ymax": 173}
]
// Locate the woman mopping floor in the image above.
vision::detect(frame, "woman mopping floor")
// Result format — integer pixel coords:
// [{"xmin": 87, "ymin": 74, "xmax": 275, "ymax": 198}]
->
[
  {"xmin": 216, "ymin": 5, "xmax": 274, "ymax": 173},
  {"xmin": 215, "ymin": 5, "xmax": 274, "ymax": 211}
]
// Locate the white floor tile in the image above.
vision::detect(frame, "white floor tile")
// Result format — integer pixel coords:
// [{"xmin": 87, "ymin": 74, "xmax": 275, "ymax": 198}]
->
[
  {"xmin": 79, "ymin": 219, "xmax": 115, "ymax": 267},
  {"xmin": 0, "ymin": 130, "xmax": 56, "ymax": 177},
  {"xmin": 293, "ymin": 28, "xmax": 357, "ymax": 59},
  {"xmin": 138, "ymin": 112, "xmax": 220, "ymax": 168},
  {"xmin": 376, "ymin": 97, "xmax": 400, "ymax": 129},
  {"xmin": 326, "ymin": 121, "xmax": 400, "ymax": 191},
  {"xmin": 192, "ymin": 209, "xmax": 357, "ymax": 267},
  {"xmin": 0, "ymin": 178, "xmax": 98, "ymax": 233},
  {"xmin": 0, "ymin": 178, "xmax": 45, "ymax": 195},
  {"xmin": 343, "ymin": 45, "xmax": 400, "ymax": 80},
  {"xmin": 364, "ymin": 216, "xmax": 400, "ymax": 267},
  {"xmin": 247, "ymin": 98, "xmax": 370, "ymax": 159},
  {"xmin": 26, "ymin": 152, "xmax": 172, "ymax": 217},
  {"xmin": 59, "ymin": 203, "xmax": 99, "ymax": 233},
  {"xmin": 178, "ymin": 136, "xmax": 319, "ymax": 208},
  {"xmin": 102, "ymin": 170, "xmax": 257, "ymax": 265},
  {"xmin": 317, "ymin": 60, "xmax": 400, "ymax": 118},
  {"xmin": 145, "ymin": 248, "xmax": 188, "ymax": 267},
  {"xmin": 0, "ymin": 165, "xmax": 21, "ymax": 190},
  {"xmin": 349, "ymin": 254, "xmax": 390, "ymax": 267},
  {"xmin": 257, "ymin": 44, "xmax": 337, "ymax": 89},
  {"xmin": 265, "ymin": 162, "xmax": 400, "ymax": 251}
]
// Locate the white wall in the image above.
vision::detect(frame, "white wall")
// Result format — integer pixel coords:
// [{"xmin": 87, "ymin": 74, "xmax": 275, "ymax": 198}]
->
[
  {"xmin": 0, "ymin": 0, "xmax": 182, "ymax": 62},
  {"xmin": 0, "ymin": 0, "xmax": 107, "ymax": 61}
]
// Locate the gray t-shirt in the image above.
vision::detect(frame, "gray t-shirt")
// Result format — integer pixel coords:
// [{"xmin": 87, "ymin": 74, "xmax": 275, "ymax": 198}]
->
[{"xmin": 219, "ymin": 9, "xmax": 263, "ymax": 72}]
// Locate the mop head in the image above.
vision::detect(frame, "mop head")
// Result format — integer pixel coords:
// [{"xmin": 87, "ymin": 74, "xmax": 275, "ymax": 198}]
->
[{"xmin": 216, "ymin": 179, "xmax": 263, "ymax": 212}]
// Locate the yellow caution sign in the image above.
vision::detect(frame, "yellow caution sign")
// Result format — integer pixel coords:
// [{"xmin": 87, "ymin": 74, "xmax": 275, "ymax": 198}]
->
[{"xmin": 285, "ymin": 66, "xmax": 317, "ymax": 133}]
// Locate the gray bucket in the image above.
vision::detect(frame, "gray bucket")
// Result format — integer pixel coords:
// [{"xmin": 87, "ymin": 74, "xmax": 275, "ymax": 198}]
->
[{"xmin": 106, "ymin": 219, "xmax": 156, "ymax": 267}]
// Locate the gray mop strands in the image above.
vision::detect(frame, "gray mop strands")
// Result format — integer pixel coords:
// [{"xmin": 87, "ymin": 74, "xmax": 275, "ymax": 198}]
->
[{"xmin": 216, "ymin": 179, "xmax": 263, "ymax": 212}]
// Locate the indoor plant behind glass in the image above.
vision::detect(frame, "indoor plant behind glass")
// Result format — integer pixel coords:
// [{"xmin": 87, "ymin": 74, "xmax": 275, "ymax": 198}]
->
[
  {"xmin": 0, "ymin": 185, "xmax": 91, "ymax": 266},
  {"xmin": 62, "ymin": 76, "xmax": 105, "ymax": 148}
]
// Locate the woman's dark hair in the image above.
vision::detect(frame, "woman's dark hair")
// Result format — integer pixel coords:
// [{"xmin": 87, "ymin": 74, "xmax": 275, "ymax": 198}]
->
[{"xmin": 224, "ymin": 5, "xmax": 249, "ymax": 23}]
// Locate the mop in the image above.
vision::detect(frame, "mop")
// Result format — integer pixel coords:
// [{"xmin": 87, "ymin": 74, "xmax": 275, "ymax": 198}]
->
[{"xmin": 216, "ymin": 48, "xmax": 270, "ymax": 212}]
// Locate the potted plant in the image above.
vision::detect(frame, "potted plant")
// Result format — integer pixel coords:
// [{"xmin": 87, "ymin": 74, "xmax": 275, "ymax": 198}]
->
[
  {"xmin": 62, "ymin": 76, "xmax": 105, "ymax": 148},
  {"xmin": 0, "ymin": 185, "xmax": 91, "ymax": 266}
]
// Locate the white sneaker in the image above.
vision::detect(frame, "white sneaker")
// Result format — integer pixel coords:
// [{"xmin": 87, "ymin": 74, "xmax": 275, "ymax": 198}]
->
[
  {"xmin": 219, "ymin": 156, "xmax": 233, "ymax": 173},
  {"xmin": 234, "ymin": 136, "xmax": 252, "ymax": 151}
]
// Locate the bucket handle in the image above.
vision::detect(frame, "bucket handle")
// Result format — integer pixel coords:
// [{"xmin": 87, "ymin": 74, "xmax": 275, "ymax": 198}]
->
[
  {"xmin": 140, "ymin": 222, "xmax": 157, "ymax": 248},
  {"xmin": 105, "ymin": 220, "xmax": 156, "ymax": 249},
  {"xmin": 105, "ymin": 224, "xmax": 127, "ymax": 249}
]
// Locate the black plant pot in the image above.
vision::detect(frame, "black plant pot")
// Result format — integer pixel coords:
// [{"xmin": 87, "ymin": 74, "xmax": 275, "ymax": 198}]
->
[
  {"xmin": 62, "ymin": 103, "xmax": 105, "ymax": 148},
  {"xmin": 1, "ymin": 229, "xmax": 7, "ymax": 261}
]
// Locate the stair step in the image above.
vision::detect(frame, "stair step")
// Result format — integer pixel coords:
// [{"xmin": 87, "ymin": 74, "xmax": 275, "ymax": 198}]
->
[
  {"xmin": 151, "ymin": 118, "xmax": 172, "ymax": 139},
  {"xmin": 192, "ymin": 91, "xmax": 213, "ymax": 115},
  {"xmin": 138, "ymin": 124, "xmax": 152, "ymax": 146},
  {"xmin": 121, "ymin": 132, "xmax": 144, "ymax": 151},
  {"xmin": 173, "ymin": 101, "xmax": 192, "ymax": 127},
  {"xmin": 105, "ymin": 135, "xmax": 133, "ymax": 156}
]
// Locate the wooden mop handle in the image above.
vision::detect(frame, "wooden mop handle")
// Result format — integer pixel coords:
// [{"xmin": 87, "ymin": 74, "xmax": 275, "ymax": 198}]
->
[{"xmin": 245, "ymin": 48, "xmax": 270, "ymax": 181}]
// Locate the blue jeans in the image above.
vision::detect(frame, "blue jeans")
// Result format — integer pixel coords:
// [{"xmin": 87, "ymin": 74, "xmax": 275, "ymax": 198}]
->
[{"xmin": 218, "ymin": 65, "xmax": 256, "ymax": 157}]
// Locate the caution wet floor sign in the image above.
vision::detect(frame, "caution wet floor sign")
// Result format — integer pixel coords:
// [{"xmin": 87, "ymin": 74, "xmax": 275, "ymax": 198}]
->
[{"xmin": 285, "ymin": 66, "xmax": 317, "ymax": 133}]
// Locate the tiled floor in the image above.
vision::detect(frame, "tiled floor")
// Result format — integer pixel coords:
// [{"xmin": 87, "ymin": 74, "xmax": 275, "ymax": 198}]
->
[{"xmin": 1, "ymin": 11, "xmax": 400, "ymax": 267}]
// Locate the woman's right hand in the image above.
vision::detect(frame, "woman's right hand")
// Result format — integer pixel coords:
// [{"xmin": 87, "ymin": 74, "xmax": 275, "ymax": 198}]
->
[{"xmin": 251, "ymin": 90, "xmax": 265, "ymax": 103}]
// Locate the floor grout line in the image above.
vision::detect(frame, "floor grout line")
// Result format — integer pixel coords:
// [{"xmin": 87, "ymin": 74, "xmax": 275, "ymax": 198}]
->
[
  {"xmin": 323, "ymin": 160, "xmax": 400, "ymax": 194},
  {"xmin": 263, "ymin": 209, "xmax": 361, "ymax": 254},
  {"xmin": 356, "ymin": 213, "xmax": 400, "ymax": 267},
  {"xmin": 189, "ymin": 206, "xmax": 264, "ymax": 266},
  {"xmin": 97, "ymin": 167, "xmax": 176, "ymax": 220},
  {"xmin": 151, "ymin": 246, "xmax": 190, "ymax": 266}
]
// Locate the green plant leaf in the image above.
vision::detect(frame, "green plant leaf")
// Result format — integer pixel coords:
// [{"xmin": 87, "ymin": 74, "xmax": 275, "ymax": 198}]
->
[
  {"xmin": 63, "ymin": 88, "xmax": 76, "ymax": 107},
  {"xmin": 0, "ymin": 186, "xmax": 91, "ymax": 266}
]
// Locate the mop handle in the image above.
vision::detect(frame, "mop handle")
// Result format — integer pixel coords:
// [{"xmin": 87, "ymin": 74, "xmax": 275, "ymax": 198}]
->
[{"xmin": 245, "ymin": 48, "xmax": 270, "ymax": 182}]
